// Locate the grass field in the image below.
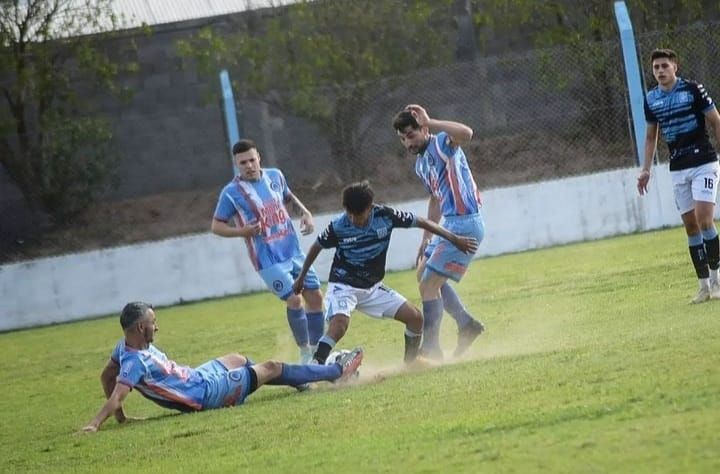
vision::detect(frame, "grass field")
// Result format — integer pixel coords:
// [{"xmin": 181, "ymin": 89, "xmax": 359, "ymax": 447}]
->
[{"xmin": 1, "ymin": 227, "xmax": 719, "ymax": 473}]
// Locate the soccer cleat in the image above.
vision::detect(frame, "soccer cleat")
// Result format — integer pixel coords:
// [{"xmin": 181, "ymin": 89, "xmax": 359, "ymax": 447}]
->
[
  {"xmin": 711, "ymin": 281, "xmax": 720, "ymax": 299},
  {"xmin": 453, "ymin": 319, "xmax": 486, "ymax": 357},
  {"xmin": 406, "ymin": 355, "xmax": 439, "ymax": 370},
  {"xmin": 418, "ymin": 346, "xmax": 444, "ymax": 362},
  {"xmin": 691, "ymin": 286, "xmax": 711, "ymax": 304},
  {"xmin": 336, "ymin": 347, "xmax": 364, "ymax": 382}
]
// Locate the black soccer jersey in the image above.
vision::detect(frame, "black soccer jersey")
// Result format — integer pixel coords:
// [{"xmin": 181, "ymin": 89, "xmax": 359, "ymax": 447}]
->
[
  {"xmin": 644, "ymin": 78, "xmax": 718, "ymax": 171},
  {"xmin": 317, "ymin": 205, "xmax": 416, "ymax": 288}
]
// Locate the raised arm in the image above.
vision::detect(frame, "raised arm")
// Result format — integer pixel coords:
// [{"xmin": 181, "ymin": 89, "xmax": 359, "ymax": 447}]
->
[
  {"xmin": 637, "ymin": 122, "xmax": 659, "ymax": 195},
  {"xmin": 416, "ymin": 216, "xmax": 478, "ymax": 255},
  {"xmin": 406, "ymin": 104, "xmax": 473, "ymax": 146},
  {"xmin": 82, "ymin": 382, "xmax": 132, "ymax": 433},
  {"xmin": 285, "ymin": 192, "xmax": 315, "ymax": 235},
  {"xmin": 292, "ymin": 241, "xmax": 323, "ymax": 294}
]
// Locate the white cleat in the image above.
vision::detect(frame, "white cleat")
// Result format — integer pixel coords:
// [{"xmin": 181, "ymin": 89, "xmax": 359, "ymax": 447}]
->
[
  {"xmin": 711, "ymin": 281, "xmax": 720, "ymax": 299},
  {"xmin": 691, "ymin": 286, "xmax": 711, "ymax": 304}
]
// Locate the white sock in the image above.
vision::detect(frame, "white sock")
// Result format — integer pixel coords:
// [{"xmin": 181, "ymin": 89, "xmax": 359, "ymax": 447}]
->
[
  {"xmin": 699, "ymin": 278, "xmax": 711, "ymax": 290},
  {"xmin": 710, "ymin": 269, "xmax": 719, "ymax": 284}
]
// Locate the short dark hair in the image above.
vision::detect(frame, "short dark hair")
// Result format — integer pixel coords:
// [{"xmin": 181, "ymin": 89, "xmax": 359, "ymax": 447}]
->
[
  {"xmin": 342, "ymin": 181, "xmax": 374, "ymax": 215},
  {"xmin": 650, "ymin": 48, "xmax": 678, "ymax": 64},
  {"xmin": 392, "ymin": 110, "xmax": 421, "ymax": 132},
  {"xmin": 232, "ymin": 139, "xmax": 257, "ymax": 155},
  {"xmin": 120, "ymin": 302, "xmax": 153, "ymax": 330}
]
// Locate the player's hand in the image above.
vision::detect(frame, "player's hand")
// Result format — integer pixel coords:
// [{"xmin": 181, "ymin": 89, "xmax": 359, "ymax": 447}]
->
[
  {"xmin": 300, "ymin": 212, "xmax": 314, "ymax": 236},
  {"xmin": 416, "ymin": 238, "xmax": 430, "ymax": 267},
  {"xmin": 451, "ymin": 235, "xmax": 479, "ymax": 254},
  {"xmin": 243, "ymin": 222, "xmax": 263, "ymax": 237},
  {"xmin": 637, "ymin": 169, "xmax": 650, "ymax": 195},
  {"xmin": 405, "ymin": 104, "xmax": 430, "ymax": 127},
  {"xmin": 118, "ymin": 415, "xmax": 146, "ymax": 424},
  {"xmin": 292, "ymin": 278, "xmax": 305, "ymax": 295},
  {"xmin": 81, "ymin": 424, "xmax": 98, "ymax": 433}
]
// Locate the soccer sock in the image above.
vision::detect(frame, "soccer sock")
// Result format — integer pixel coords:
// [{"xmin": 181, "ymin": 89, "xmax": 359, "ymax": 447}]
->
[
  {"xmin": 313, "ymin": 335, "xmax": 336, "ymax": 364},
  {"xmin": 306, "ymin": 311, "xmax": 325, "ymax": 347},
  {"xmin": 286, "ymin": 307, "xmax": 309, "ymax": 347},
  {"xmin": 688, "ymin": 233, "xmax": 710, "ymax": 280},
  {"xmin": 421, "ymin": 299, "xmax": 444, "ymax": 351},
  {"xmin": 702, "ymin": 227, "xmax": 719, "ymax": 276},
  {"xmin": 403, "ymin": 328, "xmax": 422, "ymax": 363},
  {"xmin": 270, "ymin": 363, "xmax": 342, "ymax": 386},
  {"xmin": 440, "ymin": 282, "xmax": 474, "ymax": 329}
]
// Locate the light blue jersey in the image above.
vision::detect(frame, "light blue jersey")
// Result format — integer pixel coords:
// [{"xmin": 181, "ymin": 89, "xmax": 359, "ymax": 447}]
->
[
  {"xmin": 111, "ymin": 339, "xmax": 251, "ymax": 411},
  {"xmin": 214, "ymin": 169, "xmax": 302, "ymax": 270},
  {"xmin": 415, "ymin": 132, "xmax": 482, "ymax": 217}
]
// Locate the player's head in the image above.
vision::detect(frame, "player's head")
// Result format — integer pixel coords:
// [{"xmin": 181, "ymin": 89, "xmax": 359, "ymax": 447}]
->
[
  {"xmin": 650, "ymin": 48, "xmax": 678, "ymax": 88},
  {"xmin": 342, "ymin": 180, "xmax": 374, "ymax": 227},
  {"xmin": 120, "ymin": 301, "xmax": 157, "ymax": 344},
  {"xmin": 233, "ymin": 139, "xmax": 262, "ymax": 181},
  {"xmin": 393, "ymin": 110, "xmax": 430, "ymax": 155}
]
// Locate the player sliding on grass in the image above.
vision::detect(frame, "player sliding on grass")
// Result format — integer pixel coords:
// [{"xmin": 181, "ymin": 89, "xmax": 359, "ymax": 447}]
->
[
  {"xmin": 82, "ymin": 302, "xmax": 362, "ymax": 433},
  {"xmin": 292, "ymin": 181, "xmax": 478, "ymax": 366},
  {"xmin": 393, "ymin": 104, "xmax": 486, "ymax": 360}
]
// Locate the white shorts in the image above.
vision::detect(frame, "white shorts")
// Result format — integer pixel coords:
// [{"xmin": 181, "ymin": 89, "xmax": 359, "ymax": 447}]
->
[
  {"xmin": 671, "ymin": 160, "xmax": 720, "ymax": 214},
  {"xmin": 324, "ymin": 282, "xmax": 407, "ymax": 320}
]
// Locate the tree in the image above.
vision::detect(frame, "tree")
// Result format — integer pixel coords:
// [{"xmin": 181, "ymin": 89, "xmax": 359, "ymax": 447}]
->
[
  {"xmin": 178, "ymin": 0, "xmax": 455, "ymax": 182},
  {"xmin": 0, "ymin": 0, "xmax": 137, "ymax": 220}
]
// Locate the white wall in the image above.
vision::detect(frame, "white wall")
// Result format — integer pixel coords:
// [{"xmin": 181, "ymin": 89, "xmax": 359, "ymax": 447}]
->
[{"xmin": 0, "ymin": 166, "xmax": 685, "ymax": 331}]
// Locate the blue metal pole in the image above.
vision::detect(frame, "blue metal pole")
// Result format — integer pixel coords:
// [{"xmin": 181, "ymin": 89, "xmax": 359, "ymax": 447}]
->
[
  {"xmin": 219, "ymin": 69, "xmax": 241, "ymax": 175},
  {"xmin": 614, "ymin": 1, "xmax": 646, "ymax": 166}
]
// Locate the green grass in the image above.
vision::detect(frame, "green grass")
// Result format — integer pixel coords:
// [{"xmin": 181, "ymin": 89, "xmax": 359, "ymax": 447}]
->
[{"xmin": 2, "ymin": 227, "xmax": 719, "ymax": 473}]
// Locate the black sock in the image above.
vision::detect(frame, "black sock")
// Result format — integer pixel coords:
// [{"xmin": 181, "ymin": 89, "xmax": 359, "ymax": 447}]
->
[
  {"xmin": 689, "ymin": 243, "xmax": 710, "ymax": 279},
  {"xmin": 705, "ymin": 236, "xmax": 719, "ymax": 271},
  {"xmin": 404, "ymin": 334, "xmax": 422, "ymax": 363},
  {"xmin": 314, "ymin": 342, "xmax": 332, "ymax": 364}
]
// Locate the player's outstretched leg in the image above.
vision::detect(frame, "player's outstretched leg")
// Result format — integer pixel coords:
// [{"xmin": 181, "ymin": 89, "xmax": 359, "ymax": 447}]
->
[{"xmin": 440, "ymin": 283, "xmax": 485, "ymax": 357}]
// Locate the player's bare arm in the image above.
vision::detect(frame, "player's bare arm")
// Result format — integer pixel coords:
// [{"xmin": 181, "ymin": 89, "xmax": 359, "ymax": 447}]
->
[
  {"xmin": 416, "ymin": 216, "xmax": 479, "ymax": 254},
  {"xmin": 638, "ymin": 122, "xmax": 659, "ymax": 195},
  {"xmin": 211, "ymin": 218, "xmax": 262, "ymax": 238},
  {"xmin": 405, "ymin": 104, "xmax": 473, "ymax": 146},
  {"xmin": 82, "ymin": 382, "xmax": 131, "ymax": 433},
  {"xmin": 292, "ymin": 242, "xmax": 323, "ymax": 294},
  {"xmin": 100, "ymin": 359, "xmax": 127, "ymax": 422},
  {"xmin": 285, "ymin": 192, "xmax": 315, "ymax": 235},
  {"xmin": 705, "ymin": 107, "xmax": 720, "ymax": 145},
  {"xmin": 417, "ymin": 196, "xmax": 442, "ymax": 264}
]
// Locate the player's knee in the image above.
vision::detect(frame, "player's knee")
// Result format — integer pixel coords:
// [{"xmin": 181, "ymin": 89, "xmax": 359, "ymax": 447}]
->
[
  {"xmin": 286, "ymin": 294, "xmax": 303, "ymax": 309},
  {"xmin": 303, "ymin": 289, "xmax": 323, "ymax": 309}
]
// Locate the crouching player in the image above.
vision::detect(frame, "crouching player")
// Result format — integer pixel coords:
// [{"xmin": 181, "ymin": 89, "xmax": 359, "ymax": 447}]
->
[{"xmin": 292, "ymin": 181, "xmax": 478, "ymax": 365}]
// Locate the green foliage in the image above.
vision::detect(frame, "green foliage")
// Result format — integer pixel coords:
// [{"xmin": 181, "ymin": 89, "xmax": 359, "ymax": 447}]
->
[
  {"xmin": 177, "ymin": 0, "xmax": 455, "ymax": 180},
  {"xmin": 1, "ymin": 228, "xmax": 720, "ymax": 472},
  {"xmin": 0, "ymin": 0, "xmax": 139, "ymax": 220}
]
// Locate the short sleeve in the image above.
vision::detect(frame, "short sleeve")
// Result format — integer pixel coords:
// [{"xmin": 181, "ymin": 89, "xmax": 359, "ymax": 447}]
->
[
  {"xmin": 117, "ymin": 353, "xmax": 147, "ymax": 388},
  {"xmin": 691, "ymin": 82, "xmax": 716, "ymax": 114},
  {"xmin": 383, "ymin": 206, "xmax": 416, "ymax": 229},
  {"xmin": 110, "ymin": 339, "xmax": 124, "ymax": 364},
  {"xmin": 213, "ymin": 187, "xmax": 238, "ymax": 222},
  {"xmin": 317, "ymin": 222, "xmax": 339, "ymax": 248},
  {"xmin": 644, "ymin": 96, "xmax": 657, "ymax": 123},
  {"xmin": 436, "ymin": 131, "xmax": 456, "ymax": 156},
  {"xmin": 276, "ymin": 170, "xmax": 292, "ymax": 201}
]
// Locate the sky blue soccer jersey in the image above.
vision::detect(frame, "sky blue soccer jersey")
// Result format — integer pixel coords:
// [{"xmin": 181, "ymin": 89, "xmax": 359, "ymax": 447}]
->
[
  {"xmin": 644, "ymin": 78, "xmax": 718, "ymax": 171},
  {"xmin": 111, "ymin": 339, "xmax": 205, "ymax": 412},
  {"xmin": 317, "ymin": 205, "xmax": 416, "ymax": 288},
  {"xmin": 415, "ymin": 131, "xmax": 482, "ymax": 217},
  {"xmin": 213, "ymin": 169, "xmax": 302, "ymax": 270}
]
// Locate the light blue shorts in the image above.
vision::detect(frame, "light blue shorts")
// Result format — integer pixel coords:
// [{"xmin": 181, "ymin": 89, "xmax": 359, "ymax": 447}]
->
[
  {"xmin": 423, "ymin": 213, "xmax": 484, "ymax": 282},
  {"xmin": 258, "ymin": 253, "xmax": 321, "ymax": 300},
  {"xmin": 198, "ymin": 359, "xmax": 252, "ymax": 410}
]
